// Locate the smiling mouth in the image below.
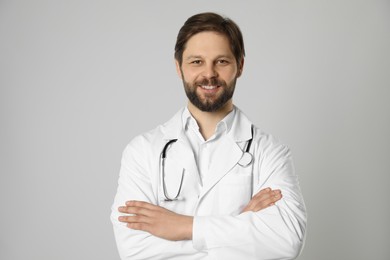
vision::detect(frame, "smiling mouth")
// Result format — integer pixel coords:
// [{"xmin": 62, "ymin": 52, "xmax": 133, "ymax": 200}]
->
[{"xmin": 199, "ymin": 85, "xmax": 219, "ymax": 90}]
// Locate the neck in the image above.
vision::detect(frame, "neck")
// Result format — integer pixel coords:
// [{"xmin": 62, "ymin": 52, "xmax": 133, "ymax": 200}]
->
[{"xmin": 187, "ymin": 100, "xmax": 233, "ymax": 140}]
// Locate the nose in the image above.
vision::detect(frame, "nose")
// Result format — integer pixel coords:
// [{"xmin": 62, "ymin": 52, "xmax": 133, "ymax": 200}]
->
[{"xmin": 202, "ymin": 63, "xmax": 218, "ymax": 79}]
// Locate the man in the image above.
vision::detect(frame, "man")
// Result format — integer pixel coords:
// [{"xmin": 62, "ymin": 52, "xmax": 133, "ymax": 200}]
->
[{"xmin": 111, "ymin": 12, "xmax": 306, "ymax": 259}]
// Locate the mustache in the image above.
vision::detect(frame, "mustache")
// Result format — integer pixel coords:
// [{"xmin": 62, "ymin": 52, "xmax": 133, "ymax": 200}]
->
[{"xmin": 195, "ymin": 78, "xmax": 227, "ymax": 87}]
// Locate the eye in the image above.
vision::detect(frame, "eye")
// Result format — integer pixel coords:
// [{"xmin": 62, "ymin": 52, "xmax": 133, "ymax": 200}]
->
[
  {"xmin": 217, "ymin": 59, "xmax": 229, "ymax": 65},
  {"xmin": 190, "ymin": 60, "xmax": 202, "ymax": 65}
]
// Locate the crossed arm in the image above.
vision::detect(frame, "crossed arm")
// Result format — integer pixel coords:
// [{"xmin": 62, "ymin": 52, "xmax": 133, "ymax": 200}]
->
[
  {"xmin": 117, "ymin": 187, "xmax": 282, "ymax": 241},
  {"xmin": 113, "ymin": 137, "xmax": 306, "ymax": 259}
]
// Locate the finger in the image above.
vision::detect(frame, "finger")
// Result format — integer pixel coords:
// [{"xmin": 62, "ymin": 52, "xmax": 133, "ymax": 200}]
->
[
  {"xmin": 260, "ymin": 190, "xmax": 282, "ymax": 205},
  {"xmin": 251, "ymin": 192, "xmax": 282, "ymax": 212},
  {"xmin": 242, "ymin": 188, "xmax": 273, "ymax": 212},
  {"xmin": 118, "ymin": 214, "xmax": 150, "ymax": 224},
  {"xmin": 266, "ymin": 191, "xmax": 282, "ymax": 205},
  {"xmin": 127, "ymin": 222, "xmax": 150, "ymax": 232},
  {"xmin": 253, "ymin": 187, "xmax": 272, "ymax": 198},
  {"xmin": 256, "ymin": 189, "xmax": 281, "ymax": 200},
  {"xmin": 246, "ymin": 190, "xmax": 282, "ymax": 212},
  {"xmin": 118, "ymin": 206, "xmax": 153, "ymax": 216},
  {"xmin": 125, "ymin": 200, "xmax": 157, "ymax": 210}
]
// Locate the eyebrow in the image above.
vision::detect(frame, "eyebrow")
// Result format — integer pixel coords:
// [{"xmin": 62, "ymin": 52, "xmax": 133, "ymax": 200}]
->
[
  {"xmin": 185, "ymin": 55, "xmax": 234, "ymax": 60},
  {"xmin": 185, "ymin": 55, "xmax": 203, "ymax": 60}
]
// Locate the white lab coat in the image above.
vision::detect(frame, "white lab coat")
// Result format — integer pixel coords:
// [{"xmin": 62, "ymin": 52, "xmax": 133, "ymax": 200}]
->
[{"xmin": 111, "ymin": 107, "xmax": 307, "ymax": 260}]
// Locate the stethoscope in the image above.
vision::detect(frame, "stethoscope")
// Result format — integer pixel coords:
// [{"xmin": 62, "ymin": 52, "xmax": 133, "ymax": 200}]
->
[{"xmin": 160, "ymin": 126, "xmax": 254, "ymax": 201}]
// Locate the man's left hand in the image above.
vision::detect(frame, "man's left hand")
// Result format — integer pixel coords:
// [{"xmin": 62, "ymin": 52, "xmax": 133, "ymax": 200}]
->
[{"xmin": 118, "ymin": 201, "xmax": 193, "ymax": 241}]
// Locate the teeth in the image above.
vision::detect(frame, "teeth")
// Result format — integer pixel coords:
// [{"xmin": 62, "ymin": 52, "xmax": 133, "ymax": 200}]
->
[{"xmin": 201, "ymin": 85, "xmax": 217, "ymax": 90}]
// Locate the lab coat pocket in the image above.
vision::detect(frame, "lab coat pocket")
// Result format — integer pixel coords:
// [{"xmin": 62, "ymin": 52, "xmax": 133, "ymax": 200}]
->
[{"xmin": 217, "ymin": 165, "xmax": 252, "ymax": 215}]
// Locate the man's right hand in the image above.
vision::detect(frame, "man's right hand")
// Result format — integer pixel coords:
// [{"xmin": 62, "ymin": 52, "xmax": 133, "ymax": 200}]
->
[{"xmin": 241, "ymin": 188, "xmax": 282, "ymax": 213}]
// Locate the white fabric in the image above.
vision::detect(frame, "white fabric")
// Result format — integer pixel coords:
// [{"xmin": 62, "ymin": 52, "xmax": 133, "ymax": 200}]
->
[
  {"xmin": 182, "ymin": 107, "xmax": 236, "ymax": 184},
  {"xmin": 111, "ymin": 106, "xmax": 307, "ymax": 260}
]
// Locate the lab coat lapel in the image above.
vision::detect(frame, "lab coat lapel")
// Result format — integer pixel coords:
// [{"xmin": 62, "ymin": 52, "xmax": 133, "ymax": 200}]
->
[{"xmin": 199, "ymin": 136, "xmax": 243, "ymax": 198}]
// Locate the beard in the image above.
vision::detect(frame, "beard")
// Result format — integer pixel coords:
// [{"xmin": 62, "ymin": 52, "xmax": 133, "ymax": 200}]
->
[{"xmin": 182, "ymin": 76, "xmax": 237, "ymax": 112}]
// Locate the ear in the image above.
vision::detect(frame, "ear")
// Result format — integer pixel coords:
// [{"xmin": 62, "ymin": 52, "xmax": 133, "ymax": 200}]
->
[
  {"xmin": 175, "ymin": 59, "xmax": 183, "ymax": 79},
  {"xmin": 236, "ymin": 58, "xmax": 244, "ymax": 78}
]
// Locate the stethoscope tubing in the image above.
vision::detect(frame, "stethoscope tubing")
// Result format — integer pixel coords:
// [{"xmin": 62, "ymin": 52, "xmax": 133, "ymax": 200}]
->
[{"xmin": 161, "ymin": 139, "xmax": 185, "ymax": 201}]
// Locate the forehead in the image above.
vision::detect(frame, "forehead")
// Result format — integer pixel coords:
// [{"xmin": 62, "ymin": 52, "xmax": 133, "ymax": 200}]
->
[{"xmin": 183, "ymin": 31, "xmax": 234, "ymax": 58}]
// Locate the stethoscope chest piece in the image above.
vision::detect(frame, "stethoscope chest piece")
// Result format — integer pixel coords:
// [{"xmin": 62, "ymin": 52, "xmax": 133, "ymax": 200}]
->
[{"xmin": 238, "ymin": 152, "xmax": 253, "ymax": 167}]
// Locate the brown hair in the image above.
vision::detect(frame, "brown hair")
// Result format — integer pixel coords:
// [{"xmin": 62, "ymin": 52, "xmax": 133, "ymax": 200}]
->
[{"xmin": 174, "ymin": 12, "xmax": 245, "ymax": 67}]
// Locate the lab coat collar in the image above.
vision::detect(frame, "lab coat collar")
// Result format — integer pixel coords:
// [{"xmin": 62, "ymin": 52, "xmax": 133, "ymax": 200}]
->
[
  {"xmin": 227, "ymin": 105, "xmax": 252, "ymax": 142},
  {"xmin": 161, "ymin": 108, "xmax": 186, "ymax": 141},
  {"xmin": 181, "ymin": 106, "xmax": 236, "ymax": 137},
  {"xmin": 161, "ymin": 106, "xmax": 252, "ymax": 142}
]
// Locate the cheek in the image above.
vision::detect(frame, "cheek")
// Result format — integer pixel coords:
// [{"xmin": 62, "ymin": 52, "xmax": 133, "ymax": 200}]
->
[
  {"xmin": 219, "ymin": 67, "xmax": 238, "ymax": 81},
  {"xmin": 183, "ymin": 72, "xmax": 201, "ymax": 84}
]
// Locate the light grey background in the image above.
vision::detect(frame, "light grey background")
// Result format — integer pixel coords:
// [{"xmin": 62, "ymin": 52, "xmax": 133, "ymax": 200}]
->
[{"xmin": 1, "ymin": 0, "xmax": 389, "ymax": 259}]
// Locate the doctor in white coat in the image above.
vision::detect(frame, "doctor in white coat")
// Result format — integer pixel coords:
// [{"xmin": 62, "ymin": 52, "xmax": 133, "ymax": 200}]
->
[{"xmin": 111, "ymin": 12, "xmax": 307, "ymax": 260}]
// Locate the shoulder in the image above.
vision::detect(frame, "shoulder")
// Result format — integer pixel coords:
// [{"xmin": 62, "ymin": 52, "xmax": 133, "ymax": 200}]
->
[
  {"xmin": 252, "ymin": 126, "xmax": 292, "ymax": 161},
  {"xmin": 122, "ymin": 125, "xmax": 163, "ymax": 157},
  {"xmin": 234, "ymin": 107, "xmax": 290, "ymax": 152},
  {"xmin": 122, "ymin": 108, "xmax": 184, "ymax": 154}
]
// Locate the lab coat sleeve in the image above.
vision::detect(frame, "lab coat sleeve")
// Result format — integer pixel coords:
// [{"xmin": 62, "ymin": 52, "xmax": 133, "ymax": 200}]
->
[
  {"xmin": 192, "ymin": 139, "xmax": 307, "ymax": 259},
  {"xmin": 111, "ymin": 136, "xmax": 204, "ymax": 260}
]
